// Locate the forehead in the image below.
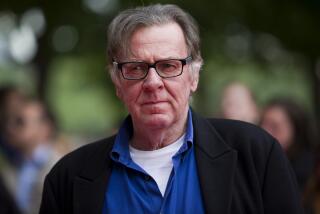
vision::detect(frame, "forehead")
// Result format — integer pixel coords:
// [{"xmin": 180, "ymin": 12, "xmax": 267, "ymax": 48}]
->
[
  {"xmin": 127, "ymin": 22, "xmax": 188, "ymax": 60},
  {"xmin": 20, "ymin": 102, "xmax": 42, "ymax": 115},
  {"xmin": 265, "ymin": 106, "xmax": 288, "ymax": 120}
]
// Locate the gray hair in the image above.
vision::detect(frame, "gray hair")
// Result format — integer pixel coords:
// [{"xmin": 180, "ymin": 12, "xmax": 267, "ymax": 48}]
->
[{"xmin": 107, "ymin": 4, "xmax": 202, "ymax": 67}]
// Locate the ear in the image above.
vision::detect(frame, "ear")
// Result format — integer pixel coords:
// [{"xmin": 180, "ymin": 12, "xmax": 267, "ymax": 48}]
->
[
  {"xmin": 190, "ymin": 62, "xmax": 200, "ymax": 92},
  {"xmin": 190, "ymin": 74, "xmax": 199, "ymax": 92}
]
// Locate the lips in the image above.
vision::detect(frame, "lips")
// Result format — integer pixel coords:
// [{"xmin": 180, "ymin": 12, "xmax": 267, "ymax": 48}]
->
[{"xmin": 142, "ymin": 101, "xmax": 166, "ymax": 105}]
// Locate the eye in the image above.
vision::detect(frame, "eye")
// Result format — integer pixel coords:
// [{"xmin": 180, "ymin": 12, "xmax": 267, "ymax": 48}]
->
[
  {"xmin": 131, "ymin": 65, "xmax": 145, "ymax": 71},
  {"xmin": 162, "ymin": 63, "xmax": 176, "ymax": 69},
  {"xmin": 121, "ymin": 62, "xmax": 148, "ymax": 79},
  {"xmin": 123, "ymin": 63, "xmax": 146, "ymax": 72},
  {"xmin": 157, "ymin": 60, "xmax": 180, "ymax": 73}
]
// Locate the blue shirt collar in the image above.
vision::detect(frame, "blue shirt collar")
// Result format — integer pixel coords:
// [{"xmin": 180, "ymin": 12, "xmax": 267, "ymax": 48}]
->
[
  {"xmin": 111, "ymin": 108, "xmax": 194, "ymax": 165},
  {"xmin": 185, "ymin": 109, "xmax": 194, "ymax": 144}
]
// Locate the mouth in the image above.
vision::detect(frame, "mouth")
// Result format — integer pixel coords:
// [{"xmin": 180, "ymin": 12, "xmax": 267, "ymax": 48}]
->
[{"xmin": 142, "ymin": 101, "xmax": 166, "ymax": 105}]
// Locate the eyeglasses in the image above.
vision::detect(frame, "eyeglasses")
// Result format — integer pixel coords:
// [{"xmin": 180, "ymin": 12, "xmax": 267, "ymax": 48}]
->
[{"xmin": 113, "ymin": 56, "xmax": 192, "ymax": 80}]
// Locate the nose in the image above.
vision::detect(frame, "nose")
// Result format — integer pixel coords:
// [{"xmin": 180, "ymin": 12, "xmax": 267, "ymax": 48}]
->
[{"xmin": 142, "ymin": 67, "xmax": 164, "ymax": 91}]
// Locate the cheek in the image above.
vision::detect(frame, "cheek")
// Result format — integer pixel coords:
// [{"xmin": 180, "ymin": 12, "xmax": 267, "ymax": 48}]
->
[
  {"xmin": 167, "ymin": 83, "xmax": 192, "ymax": 110},
  {"xmin": 116, "ymin": 84, "xmax": 140, "ymax": 107},
  {"xmin": 182, "ymin": 77, "xmax": 195, "ymax": 98},
  {"xmin": 279, "ymin": 124, "xmax": 294, "ymax": 145}
]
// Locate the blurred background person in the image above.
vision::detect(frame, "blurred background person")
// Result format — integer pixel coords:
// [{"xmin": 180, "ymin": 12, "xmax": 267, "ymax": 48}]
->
[
  {"xmin": 0, "ymin": 86, "xmax": 25, "ymax": 159},
  {"xmin": 0, "ymin": 86, "xmax": 26, "ymax": 214},
  {"xmin": 0, "ymin": 96, "xmax": 73, "ymax": 214},
  {"xmin": 219, "ymin": 81, "xmax": 260, "ymax": 124},
  {"xmin": 260, "ymin": 97, "xmax": 317, "ymax": 194}
]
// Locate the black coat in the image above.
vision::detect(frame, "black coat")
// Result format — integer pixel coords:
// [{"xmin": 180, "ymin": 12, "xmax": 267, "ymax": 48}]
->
[
  {"xmin": 39, "ymin": 112, "xmax": 303, "ymax": 214},
  {"xmin": 0, "ymin": 174, "xmax": 21, "ymax": 214}
]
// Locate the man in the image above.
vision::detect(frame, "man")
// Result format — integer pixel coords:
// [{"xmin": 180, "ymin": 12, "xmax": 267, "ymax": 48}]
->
[
  {"xmin": 1, "ymin": 98, "xmax": 65, "ymax": 214},
  {"xmin": 40, "ymin": 4, "xmax": 303, "ymax": 214}
]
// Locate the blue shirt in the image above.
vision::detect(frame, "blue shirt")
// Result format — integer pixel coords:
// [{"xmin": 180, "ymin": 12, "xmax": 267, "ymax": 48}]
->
[{"xmin": 103, "ymin": 109, "xmax": 205, "ymax": 214}]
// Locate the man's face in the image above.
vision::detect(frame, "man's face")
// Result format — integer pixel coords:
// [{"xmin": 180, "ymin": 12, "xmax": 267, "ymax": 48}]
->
[
  {"xmin": 261, "ymin": 106, "xmax": 294, "ymax": 151},
  {"xmin": 114, "ymin": 23, "xmax": 199, "ymax": 130},
  {"xmin": 6, "ymin": 102, "xmax": 52, "ymax": 153}
]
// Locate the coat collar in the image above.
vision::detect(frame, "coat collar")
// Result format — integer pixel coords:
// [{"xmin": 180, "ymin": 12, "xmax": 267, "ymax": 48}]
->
[
  {"xmin": 73, "ymin": 137, "xmax": 115, "ymax": 214},
  {"xmin": 192, "ymin": 111, "xmax": 237, "ymax": 214}
]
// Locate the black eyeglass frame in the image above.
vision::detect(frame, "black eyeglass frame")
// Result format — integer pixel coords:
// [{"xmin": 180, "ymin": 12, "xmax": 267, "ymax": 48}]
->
[{"xmin": 112, "ymin": 56, "xmax": 193, "ymax": 80}]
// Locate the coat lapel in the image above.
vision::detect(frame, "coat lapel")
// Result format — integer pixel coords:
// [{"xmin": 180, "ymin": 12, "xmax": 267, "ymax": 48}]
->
[
  {"xmin": 73, "ymin": 138, "xmax": 114, "ymax": 214},
  {"xmin": 193, "ymin": 112, "xmax": 237, "ymax": 214}
]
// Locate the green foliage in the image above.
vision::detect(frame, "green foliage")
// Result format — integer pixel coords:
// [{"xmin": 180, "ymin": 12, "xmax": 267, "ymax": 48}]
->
[
  {"xmin": 192, "ymin": 57, "xmax": 312, "ymax": 116},
  {"xmin": 0, "ymin": 65, "xmax": 36, "ymax": 94},
  {"xmin": 46, "ymin": 55, "xmax": 125, "ymax": 135}
]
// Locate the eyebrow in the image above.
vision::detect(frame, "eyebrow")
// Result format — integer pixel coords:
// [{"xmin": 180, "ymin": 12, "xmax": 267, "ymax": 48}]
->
[{"xmin": 118, "ymin": 56, "xmax": 187, "ymax": 63}]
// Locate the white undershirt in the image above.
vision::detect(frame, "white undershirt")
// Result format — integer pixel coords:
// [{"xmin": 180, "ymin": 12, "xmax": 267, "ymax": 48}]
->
[{"xmin": 129, "ymin": 134, "xmax": 185, "ymax": 196}]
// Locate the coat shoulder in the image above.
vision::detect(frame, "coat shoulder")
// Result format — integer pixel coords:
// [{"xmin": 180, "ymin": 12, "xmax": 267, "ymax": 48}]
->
[
  {"xmin": 207, "ymin": 118, "xmax": 277, "ymax": 151},
  {"xmin": 204, "ymin": 118, "xmax": 283, "ymax": 172},
  {"xmin": 47, "ymin": 135, "xmax": 115, "ymax": 178}
]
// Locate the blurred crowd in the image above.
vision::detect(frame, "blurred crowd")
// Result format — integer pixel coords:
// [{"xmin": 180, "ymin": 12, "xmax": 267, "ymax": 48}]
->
[
  {"xmin": 0, "ymin": 86, "xmax": 76, "ymax": 214},
  {"xmin": 0, "ymin": 82, "xmax": 319, "ymax": 213},
  {"xmin": 220, "ymin": 81, "xmax": 320, "ymax": 214}
]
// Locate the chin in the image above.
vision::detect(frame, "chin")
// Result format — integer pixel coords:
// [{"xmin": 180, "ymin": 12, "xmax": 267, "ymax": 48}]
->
[{"xmin": 142, "ymin": 113, "xmax": 171, "ymax": 129}]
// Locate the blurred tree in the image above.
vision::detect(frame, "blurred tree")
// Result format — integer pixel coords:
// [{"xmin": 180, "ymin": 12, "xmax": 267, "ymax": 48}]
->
[
  {"xmin": 237, "ymin": 0, "xmax": 320, "ymax": 128},
  {"xmin": 0, "ymin": 0, "xmax": 319, "ymax": 131},
  {"xmin": 170, "ymin": 0, "xmax": 320, "ymax": 129}
]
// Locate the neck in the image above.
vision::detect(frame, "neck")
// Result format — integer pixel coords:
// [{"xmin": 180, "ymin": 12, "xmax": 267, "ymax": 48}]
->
[{"xmin": 131, "ymin": 111, "xmax": 188, "ymax": 151}]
